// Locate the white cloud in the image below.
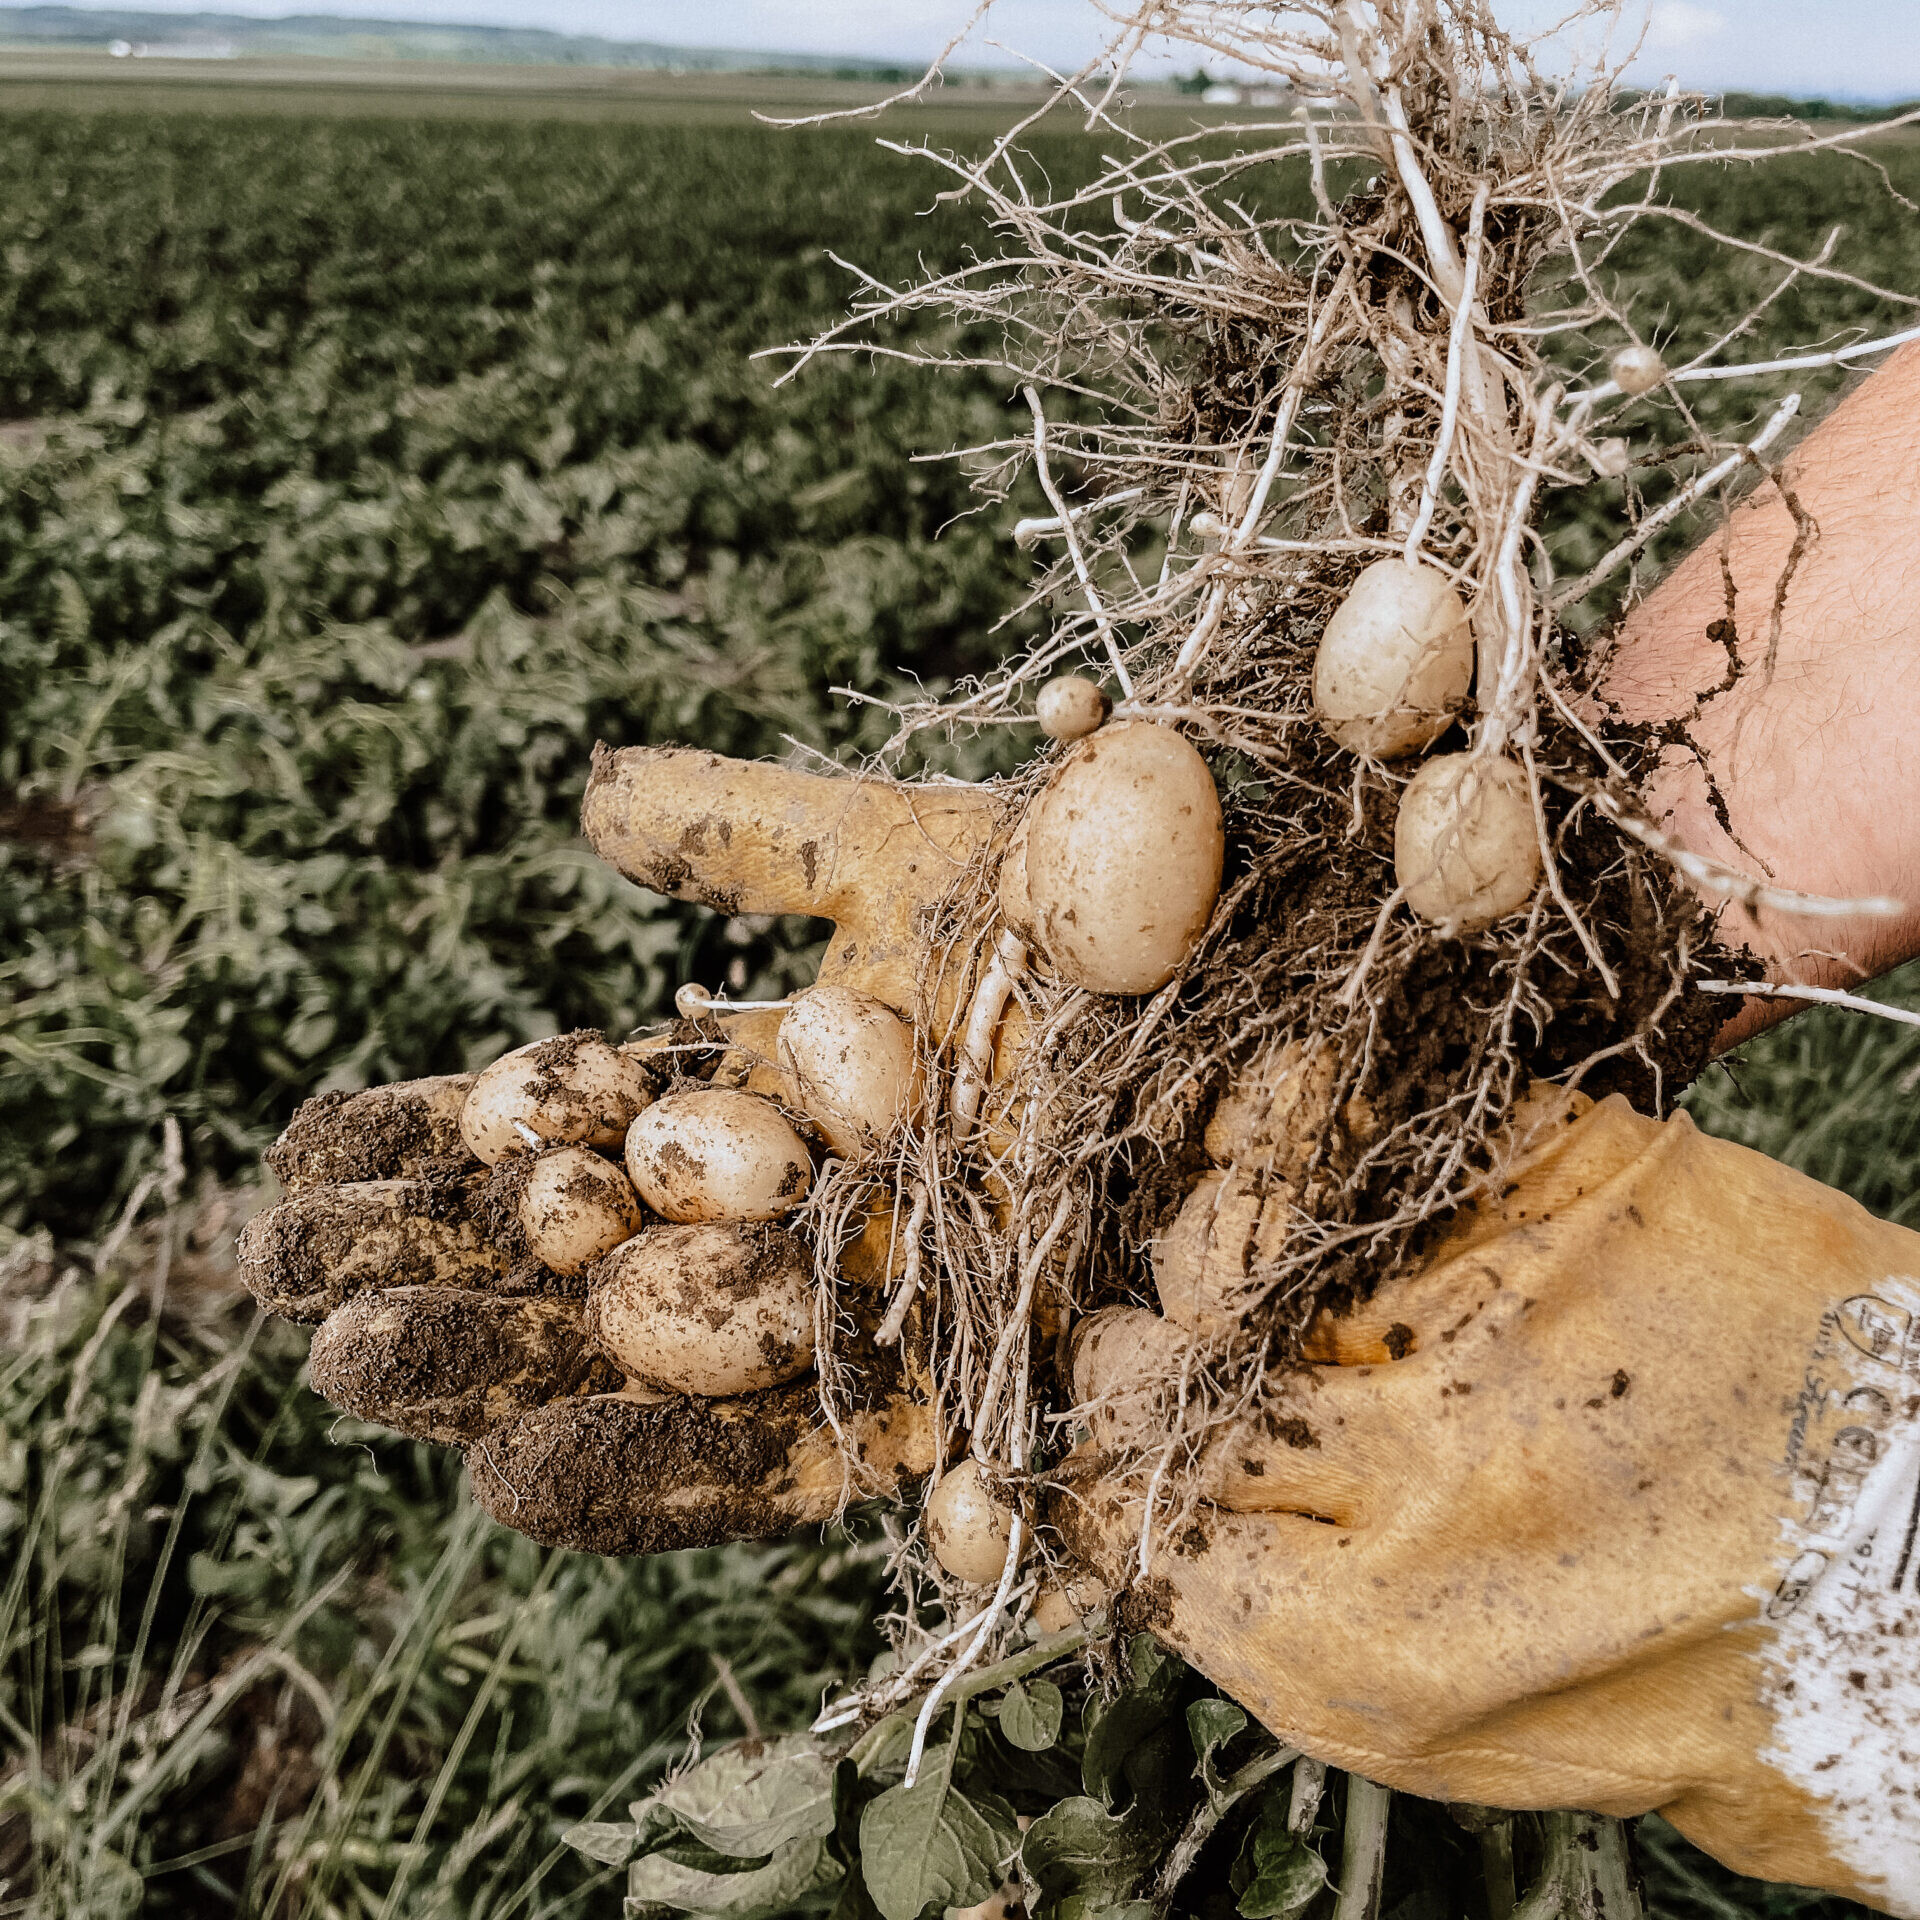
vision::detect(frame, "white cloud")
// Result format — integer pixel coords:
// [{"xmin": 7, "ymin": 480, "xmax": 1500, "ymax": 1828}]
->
[{"xmin": 1644, "ymin": 1, "xmax": 1727, "ymax": 50}]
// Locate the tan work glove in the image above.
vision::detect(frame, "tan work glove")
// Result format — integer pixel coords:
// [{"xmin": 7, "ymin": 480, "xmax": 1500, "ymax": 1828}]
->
[
  {"xmin": 238, "ymin": 745, "xmax": 1008, "ymax": 1553},
  {"xmin": 1069, "ymin": 1091, "xmax": 1920, "ymax": 1916}
]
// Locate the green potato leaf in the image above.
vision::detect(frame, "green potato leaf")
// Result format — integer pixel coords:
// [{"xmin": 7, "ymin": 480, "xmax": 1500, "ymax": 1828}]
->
[
  {"xmin": 1020, "ymin": 1795, "xmax": 1161, "ymax": 1920},
  {"xmin": 654, "ymin": 1733, "xmax": 839, "ymax": 1858},
  {"xmin": 1082, "ymin": 1636, "xmax": 1185, "ymax": 1807},
  {"xmin": 562, "ymin": 1820, "xmax": 644, "ymax": 1867},
  {"xmin": 1234, "ymin": 1795, "xmax": 1329, "ymax": 1920},
  {"xmin": 625, "ymin": 1834, "xmax": 840, "ymax": 1920},
  {"xmin": 1185, "ymin": 1697, "xmax": 1249, "ymax": 1795},
  {"xmin": 857, "ymin": 1740, "xmax": 1021, "ymax": 1920},
  {"xmin": 998, "ymin": 1679, "xmax": 1066, "ymax": 1753},
  {"xmin": 1236, "ymin": 1840, "xmax": 1328, "ymax": 1920}
]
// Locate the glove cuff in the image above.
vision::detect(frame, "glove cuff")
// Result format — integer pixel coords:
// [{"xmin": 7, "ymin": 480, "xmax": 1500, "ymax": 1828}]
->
[{"xmin": 1750, "ymin": 1274, "xmax": 1920, "ymax": 1918}]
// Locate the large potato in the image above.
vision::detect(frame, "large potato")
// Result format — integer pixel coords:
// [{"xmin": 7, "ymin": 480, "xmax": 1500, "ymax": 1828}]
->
[
  {"xmin": 1393, "ymin": 751, "xmax": 1540, "ymax": 930},
  {"xmin": 776, "ymin": 985, "xmax": 917, "ymax": 1159},
  {"xmin": 1024, "ymin": 721, "xmax": 1224, "ymax": 995},
  {"xmin": 587, "ymin": 1221, "xmax": 815, "ymax": 1396},
  {"xmin": 624, "ymin": 1088, "xmax": 813, "ymax": 1222},
  {"xmin": 515, "ymin": 1144, "xmax": 646, "ymax": 1277},
  {"xmin": 1312, "ymin": 558, "xmax": 1473, "ymax": 759},
  {"xmin": 997, "ymin": 805, "xmax": 1037, "ymax": 944},
  {"xmin": 460, "ymin": 1032, "xmax": 655, "ymax": 1166}
]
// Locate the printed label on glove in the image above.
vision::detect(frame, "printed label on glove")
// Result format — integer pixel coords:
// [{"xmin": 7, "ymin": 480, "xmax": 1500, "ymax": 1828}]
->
[{"xmin": 1759, "ymin": 1275, "xmax": 1920, "ymax": 1917}]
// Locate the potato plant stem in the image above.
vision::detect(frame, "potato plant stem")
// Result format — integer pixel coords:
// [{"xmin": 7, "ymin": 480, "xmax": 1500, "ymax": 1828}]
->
[
  {"xmin": 1288, "ymin": 1757, "xmax": 1328, "ymax": 1834},
  {"xmin": 1331, "ymin": 1775, "xmax": 1392, "ymax": 1920},
  {"xmin": 1511, "ymin": 1812, "xmax": 1642, "ymax": 1920},
  {"xmin": 1481, "ymin": 1820, "xmax": 1518, "ymax": 1920},
  {"xmin": 1152, "ymin": 1744, "xmax": 1302, "ymax": 1915}
]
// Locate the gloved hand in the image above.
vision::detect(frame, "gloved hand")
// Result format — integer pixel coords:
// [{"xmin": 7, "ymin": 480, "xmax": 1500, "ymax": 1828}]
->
[
  {"xmin": 239, "ymin": 739, "xmax": 1920, "ymax": 1917},
  {"xmin": 1067, "ymin": 1090, "xmax": 1920, "ymax": 1916},
  {"xmin": 238, "ymin": 745, "xmax": 1007, "ymax": 1552}
]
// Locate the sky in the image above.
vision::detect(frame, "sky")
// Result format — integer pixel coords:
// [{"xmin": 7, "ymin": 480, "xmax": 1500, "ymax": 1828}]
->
[{"xmin": 46, "ymin": 0, "xmax": 1920, "ymax": 103}]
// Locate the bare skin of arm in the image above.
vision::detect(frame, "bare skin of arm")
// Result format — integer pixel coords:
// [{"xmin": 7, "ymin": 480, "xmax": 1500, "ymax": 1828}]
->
[{"xmin": 1604, "ymin": 339, "xmax": 1920, "ymax": 1049}]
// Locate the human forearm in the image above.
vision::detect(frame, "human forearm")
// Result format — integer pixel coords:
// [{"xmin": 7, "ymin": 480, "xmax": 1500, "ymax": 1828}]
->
[{"xmin": 1602, "ymin": 340, "xmax": 1920, "ymax": 1049}]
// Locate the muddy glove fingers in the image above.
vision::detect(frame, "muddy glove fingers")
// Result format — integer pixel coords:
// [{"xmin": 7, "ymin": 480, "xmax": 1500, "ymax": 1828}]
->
[
  {"xmin": 582, "ymin": 746, "xmax": 999, "ymax": 1001},
  {"xmin": 266, "ymin": 1075, "xmax": 477, "ymax": 1193},
  {"xmin": 239, "ymin": 746, "xmax": 1002, "ymax": 1564},
  {"xmin": 466, "ymin": 1386, "xmax": 934, "ymax": 1556},
  {"xmin": 309, "ymin": 1287, "xmax": 618, "ymax": 1443},
  {"xmin": 308, "ymin": 1286, "xmax": 932, "ymax": 1552},
  {"xmin": 239, "ymin": 1173, "xmax": 503, "ymax": 1321},
  {"xmin": 239, "ymin": 1008, "xmax": 790, "ymax": 1325}
]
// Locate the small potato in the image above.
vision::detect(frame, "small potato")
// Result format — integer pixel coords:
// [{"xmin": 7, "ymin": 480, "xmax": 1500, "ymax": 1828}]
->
[
  {"xmin": 1036, "ymin": 674, "xmax": 1111, "ymax": 742},
  {"xmin": 587, "ymin": 1220, "xmax": 815, "ymax": 1396},
  {"xmin": 1025, "ymin": 720, "xmax": 1224, "ymax": 996},
  {"xmin": 516, "ymin": 1145, "xmax": 645, "ymax": 1277},
  {"xmin": 1393, "ymin": 751, "xmax": 1540, "ymax": 930},
  {"xmin": 924, "ymin": 1459, "xmax": 1015, "ymax": 1585},
  {"xmin": 1610, "ymin": 343, "xmax": 1666, "ymax": 396},
  {"xmin": 461, "ymin": 1032, "xmax": 655, "ymax": 1166},
  {"xmin": 1070, "ymin": 1306, "xmax": 1186, "ymax": 1454},
  {"xmin": 777, "ymin": 986, "xmax": 917, "ymax": 1159},
  {"xmin": 1312, "ymin": 558, "xmax": 1473, "ymax": 759},
  {"xmin": 1588, "ymin": 436, "xmax": 1631, "ymax": 479},
  {"xmin": 624, "ymin": 1088, "xmax": 813, "ymax": 1222},
  {"xmin": 1152, "ymin": 1169, "xmax": 1285, "ymax": 1337},
  {"xmin": 1031, "ymin": 1573, "xmax": 1110, "ymax": 1633}
]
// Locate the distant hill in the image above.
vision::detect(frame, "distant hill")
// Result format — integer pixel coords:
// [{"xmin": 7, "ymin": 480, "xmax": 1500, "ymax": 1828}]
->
[{"xmin": 0, "ymin": 5, "xmax": 926, "ymax": 74}]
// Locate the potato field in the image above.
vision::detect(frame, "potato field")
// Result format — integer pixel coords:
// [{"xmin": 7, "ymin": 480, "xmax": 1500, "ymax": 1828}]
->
[{"xmin": 4, "ymin": 90, "xmax": 1920, "ymax": 1918}]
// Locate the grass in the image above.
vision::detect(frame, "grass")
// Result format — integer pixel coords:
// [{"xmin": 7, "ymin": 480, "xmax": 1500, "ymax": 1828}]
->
[{"xmin": 2, "ymin": 79, "xmax": 1916, "ymax": 1919}]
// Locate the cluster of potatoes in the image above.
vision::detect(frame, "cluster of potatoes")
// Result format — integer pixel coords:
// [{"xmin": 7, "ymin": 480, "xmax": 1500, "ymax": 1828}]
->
[
  {"xmin": 477, "ymin": 454, "xmax": 1671, "ymax": 1581},
  {"xmin": 459, "ymin": 989, "xmax": 916, "ymax": 1399},
  {"xmin": 1310, "ymin": 342, "xmax": 1670, "ymax": 932},
  {"xmin": 1312, "ymin": 555, "xmax": 1542, "ymax": 931}
]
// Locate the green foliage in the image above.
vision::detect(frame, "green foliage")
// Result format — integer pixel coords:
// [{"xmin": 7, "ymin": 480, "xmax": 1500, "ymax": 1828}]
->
[
  {"xmin": 0, "ymin": 110, "xmax": 1045, "ymax": 1238},
  {"xmin": 567, "ymin": 1631, "xmax": 1292, "ymax": 1920},
  {"xmin": 1232, "ymin": 1798, "xmax": 1327, "ymax": 1920},
  {"xmin": 0, "ymin": 1234, "xmax": 892, "ymax": 1914}
]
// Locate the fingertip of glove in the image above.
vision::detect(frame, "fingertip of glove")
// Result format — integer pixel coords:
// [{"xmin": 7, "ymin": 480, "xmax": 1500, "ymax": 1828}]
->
[{"xmin": 463, "ymin": 1389, "xmax": 819, "ymax": 1558}]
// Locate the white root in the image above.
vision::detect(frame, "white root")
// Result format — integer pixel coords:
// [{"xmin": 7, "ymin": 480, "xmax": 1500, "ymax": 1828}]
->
[
  {"xmin": 951, "ymin": 929, "xmax": 1028, "ymax": 1144},
  {"xmin": 1697, "ymin": 980, "xmax": 1920, "ymax": 1028},
  {"xmin": 1025, "ymin": 385, "xmax": 1134, "ymax": 698},
  {"xmin": 1013, "ymin": 486, "xmax": 1145, "ymax": 548},
  {"xmin": 971, "ymin": 1190, "xmax": 1076, "ymax": 1448},
  {"xmin": 1553, "ymin": 393, "xmax": 1803, "ymax": 611},
  {"xmin": 673, "ymin": 983, "xmax": 794, "ymax": 1016},
  {"xmin": 810, "ymin": 1591, "xmax": 1004, "ymax": 1733},
  {"xmin": 1403, "ymin": 183, "xmax": 1490, "ymax": 565},
  {"xmin": 875, "ymin": 1179, "xmax": 931, "ymax": 1347},
  {"xmin": 1586, "ymin": 787, "xmax": 1906, "ymax": 922},
  {"xmin": 768, "ymin": 0, "xmax": 1920, "ymax": 1740}
]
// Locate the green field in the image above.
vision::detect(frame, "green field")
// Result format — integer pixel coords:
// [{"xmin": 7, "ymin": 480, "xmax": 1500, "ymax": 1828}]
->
[{"xmin": 4, "ymin": 76, "xmax": 1919, "ymax": 1919}]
